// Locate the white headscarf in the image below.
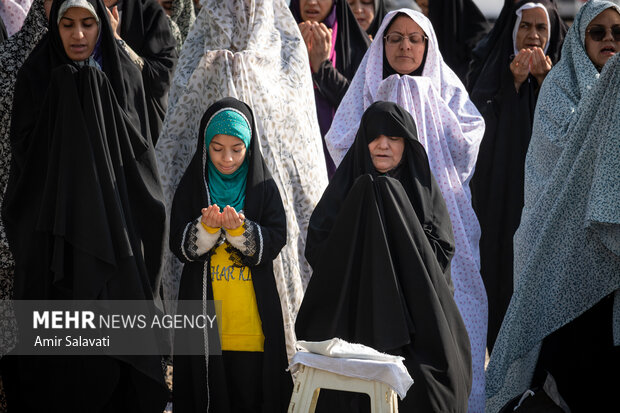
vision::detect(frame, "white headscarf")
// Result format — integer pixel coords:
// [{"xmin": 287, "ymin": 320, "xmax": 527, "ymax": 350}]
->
[
  {"xmin": 155, "ymin": 0, "xmax": 327, "ymax": 360},
  {"xmin": 325, "ymin": 8, "xmax": 487, "ymax": 411},
  {"xmin": 0, "ymin": 0, "xmax": 34, "ymax": 36},
  {"xmin": 512, "ymin": 2, "xmax": 551, "ymax": 56}
]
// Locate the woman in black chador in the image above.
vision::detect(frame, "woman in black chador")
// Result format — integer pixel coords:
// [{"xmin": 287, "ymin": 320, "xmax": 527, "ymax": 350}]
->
[
  {"xmin": 170, "ymin": 97, "xmax": 292, "ymax": 412},
  {"xmin": 296, "ymin": 101, "xmax": 472, "ymax": 412},
  {"xmin": 1, "ymin": 0, "xmax": 168, "ymax": 411},
  {"xmin": 467, "ymin": 0, "xmax": 567, "ymax": 352}
]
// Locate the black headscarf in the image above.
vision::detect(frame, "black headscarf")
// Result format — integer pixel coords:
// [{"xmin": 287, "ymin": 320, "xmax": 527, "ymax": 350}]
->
[
  {"xmin": 117, "ymin": 0, "xmax": 178, "ymax": 142},
  {"xmin": 289, "ymin": 0, "xmax": 370, "ymax": 80},
  {"xmin": 170, "ymin": 97, "xmax": 291, "ymax": 412},
  {"xmin": 297, "ymin": 101, "xmax": 472, "ymax": 412},
  {"xmin": 13, "ymin": 0, "xmax": 151, "ymax": 141},
  {"xmin": 367, "ymin": 0, "xmax": 388, "ymax": 38},
  {"xmin": 428, "ymin": 0, "xmax": 490, "ymax": 82},
  {"xmin": 467, "ymin": 0, "xmax": 567, "ymax": 351},
  {"xmin": 4, "ymin": 0, "xmax": 166, "ymax": 313},
  {"xmin": 382, "ymin": 11, "xmax": 428, "ymax": 78}
]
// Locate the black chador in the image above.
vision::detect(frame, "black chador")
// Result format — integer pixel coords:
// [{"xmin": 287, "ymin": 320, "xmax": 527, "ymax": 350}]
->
[
  {"xmin": 296, "ymin": 101, "xmax": 472, "ymax": 413},
  {"xmin": 114, "ymin": 0, "xmax": 178, "ymax": 142},
  {"xmin": 1, "ymin": 0, "xmax": 168, "ymax": 411},
  {"xmin": 467, "ymin": 0, "xmax": 567, "ymax": 351}
]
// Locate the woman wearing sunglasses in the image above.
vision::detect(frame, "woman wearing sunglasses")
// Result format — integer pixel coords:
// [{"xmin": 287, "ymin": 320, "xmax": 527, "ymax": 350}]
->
[{"xmin": 486, "ymin": 1, "xmax": 620, "ymax": 411}]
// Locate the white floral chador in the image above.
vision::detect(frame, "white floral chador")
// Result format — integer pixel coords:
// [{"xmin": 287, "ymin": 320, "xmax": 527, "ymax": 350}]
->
[
  {"xmin": 325, "ymin": 9, "xmax": 487, "ymax": 412},
  {"xmin": 155, "ymin": 0, "xmax": 328, "ymax": 360}
]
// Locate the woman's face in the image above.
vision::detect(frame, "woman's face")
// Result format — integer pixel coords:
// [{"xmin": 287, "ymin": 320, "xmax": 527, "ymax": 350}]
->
[
  {"xmin": 585, "ymin": 8, "xmax": 620, "ymax": 69},
  {"xmin": 208, "ymin": 134, "xmax": 247, "ymax": 175},
  {"xmin": 515, "ymin": 8, "xmax": 549, "ymax": 51},
  {"xmin": 348, "ymin": 0, "xmax": 374, "ymax": 31},
  {"xmin": 58, "ymin": 7, "xmax": 99, "ymax": 61},
  {"xmin": 299, "ymin": 0, "xmax": 333, "ymax": 22},
  {"xmin": 384, "ymin": 15, "xmax": 427, "ymax": 75},
  {"xmin": 368, "ymin": 134, "xmax": 405, "ymax": 173}
]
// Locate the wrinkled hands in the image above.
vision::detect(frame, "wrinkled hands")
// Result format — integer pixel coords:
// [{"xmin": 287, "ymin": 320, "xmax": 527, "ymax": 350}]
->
[
  {"xmin": 299, "ymin": 21, "xmax": 333, "ymax": 73},
  {"xmin": 201, "ymin": 205, "xmax": 245, "ymax": 231},
  {"xmin": 510, "ymin": 47, "xmax": 552, "ymax": 92}
]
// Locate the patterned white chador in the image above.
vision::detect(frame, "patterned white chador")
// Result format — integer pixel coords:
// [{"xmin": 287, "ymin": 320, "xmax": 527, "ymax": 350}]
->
[
  {"xmin": 155, "ymin": 0, "xmax": 328, "ymax": 360},
  {"xmin": 325, "ymin": 9, "xmax": 488, "ymax": 412}
]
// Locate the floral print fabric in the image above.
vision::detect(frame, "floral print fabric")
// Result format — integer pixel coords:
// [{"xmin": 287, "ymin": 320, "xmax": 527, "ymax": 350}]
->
[{"xmin": 486, "ymin": 2, "xmax": 620, "ymax": 411}]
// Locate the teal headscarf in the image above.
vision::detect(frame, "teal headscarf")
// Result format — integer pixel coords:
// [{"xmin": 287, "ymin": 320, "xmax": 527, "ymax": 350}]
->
[{"xmin": 204, "ymin": 109, "xmax": 252, "ymax": 212}]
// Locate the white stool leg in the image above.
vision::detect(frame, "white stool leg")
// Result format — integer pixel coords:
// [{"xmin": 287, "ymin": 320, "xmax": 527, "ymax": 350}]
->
[{"xmin": 288, "ymin": 365, "xmax": 321, "ymax": 413}]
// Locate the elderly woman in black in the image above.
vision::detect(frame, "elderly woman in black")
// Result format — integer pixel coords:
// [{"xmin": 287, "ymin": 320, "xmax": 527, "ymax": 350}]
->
[
  {"xmin": 1, "ymin": 0, "xmax": 167, "ymax": 410},
  {"xmin": 297, "ymin": 101, "xmax": 472, "ymax": 413}
]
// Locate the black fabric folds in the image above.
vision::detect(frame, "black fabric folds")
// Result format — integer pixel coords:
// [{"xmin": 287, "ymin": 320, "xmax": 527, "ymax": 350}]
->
[
  {"xmin": 13, "ymin": 0, "xmax": 151, "ymax": 141},
  {"xmin": 466, "ymin": 0, "xmax": 514, "ymax": 91},
  {"xmin": 0, "ymin": 17, "xmax": 7, "ymax": 43},
  {"xmin": 1, "ymin": 64, "xmax": 167, "ymax": 411},
  {"xmin": 1, "ymin": 0, "xmax": 168, "ymax": 408},
  {"xmin": 117, "ymin": 0, "xmax": 178, "ymax": 142},
  {"xmin": 428, "ymin": 0, "xmax": 489, "ymax": 82},
  {"xmin": 467, "ymin": 0, "xmax": 566, "ymax": 351},
  {"xmin": 367, "ymin": 0, "xmax": 387, "ymax": 39},
  {"xmin": 297, "ymin": 101, "xmax": 472, "ymax": 412},
  {"xmin": 170, "ymin": 97, "xmax": 292, "ymax": 413}
]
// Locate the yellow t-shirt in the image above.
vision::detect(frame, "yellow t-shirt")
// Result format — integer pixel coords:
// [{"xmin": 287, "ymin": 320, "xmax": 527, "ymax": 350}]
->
[{"xmin": 210, "ymin": 242, "xmax": 265, "ymax": 352}]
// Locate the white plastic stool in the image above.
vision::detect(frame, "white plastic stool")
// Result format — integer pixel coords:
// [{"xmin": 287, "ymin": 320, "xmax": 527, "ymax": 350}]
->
[{"xmin": 288, "ymin": 363, "xmax": 399, "ymax": 413}]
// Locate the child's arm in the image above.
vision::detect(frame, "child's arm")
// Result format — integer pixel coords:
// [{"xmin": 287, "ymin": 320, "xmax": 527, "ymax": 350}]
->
[
  {"xmin": 181, "ymin": 217, "xmax": 221, "ymax": 263},
  {"xmin": 171, "ymin": 204, "xmax": 222, "ymax": 264},
  {"xmin": 222, "ymin": 181, "xmax": 287, "ymax": 267}
]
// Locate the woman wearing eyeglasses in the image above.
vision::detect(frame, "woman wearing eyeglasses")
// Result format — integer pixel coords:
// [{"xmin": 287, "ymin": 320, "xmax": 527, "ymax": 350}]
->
[
  {"xmin": 486, "ymin": 1, "xmax": 620, "ymax": 411},
  {"xmin": 324, "ymin": 8, "xmax": 487, "ymax": 412},
  {"xmin": 466, "ymin": 0, "xmax": 567, "ymax": 355}
]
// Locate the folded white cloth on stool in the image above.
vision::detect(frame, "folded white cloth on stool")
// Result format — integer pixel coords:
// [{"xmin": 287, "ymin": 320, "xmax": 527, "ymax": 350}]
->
[{"xmin": 289, "ymin": 338, "xmax": 414, "ymax": 399}]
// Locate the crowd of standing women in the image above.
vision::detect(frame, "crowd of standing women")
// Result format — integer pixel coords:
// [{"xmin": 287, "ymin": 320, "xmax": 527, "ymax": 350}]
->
[{"xmin": 0, "ymin": 0, "xmax": 617, "ymax": 412}]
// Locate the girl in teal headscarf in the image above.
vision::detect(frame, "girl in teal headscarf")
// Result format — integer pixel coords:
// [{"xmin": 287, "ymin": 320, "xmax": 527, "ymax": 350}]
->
[
  {"xmin": 203, "ymin": 104, "xmax": 252, "ymax": 214},
  {"xmin": 170, "ymin": 97, "xmax": 292, "ymax": 412}
]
